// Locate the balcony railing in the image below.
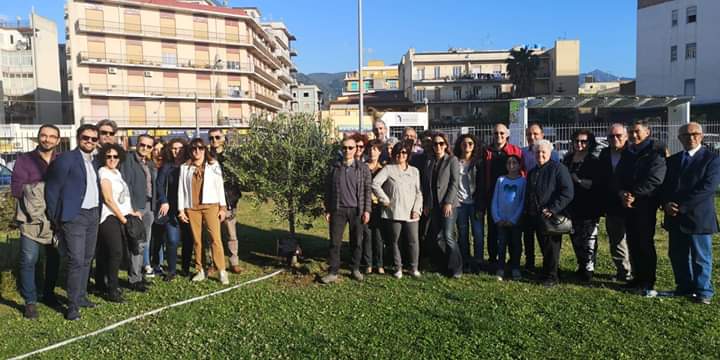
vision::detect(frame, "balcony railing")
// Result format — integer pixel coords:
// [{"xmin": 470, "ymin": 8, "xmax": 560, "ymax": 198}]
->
[
  {"xmin": 276, "ymin": 70, "xmax": 294, "ymax": 83},
  {"xmin": 414, "ymin": 73, "xmax": 510, "ymax": 82},
  {"xmin": 426, "ymin": 93, "xmax": 510, "ymax": 103},
  {"xmin": 278, "ymin": 88, "xmax": 293, "ymax": 100},
  {"xmin": 251, "ymin": 38, "xmax": 280, "ymax": 68},
  {"xmin": 81, "ymin": 115, "xmax": 215, "ymax": 128},
  {"xmin": 78, "ymin": 51, "xmax": 255, "ymax": 73},
  {"xmin": 255, "ymin": 93, "xmax": 284, "ymax": 109},
  {"xmin": 253, "ymin": 66, "xmax": 283, "ymax": 89},
  {"xmin": 77, "ymin": 19, "xmax": 253, "ymax": 46},
  {"xmin": 80, "ymin": 83, "xmax": 255, "ymax": 100}
]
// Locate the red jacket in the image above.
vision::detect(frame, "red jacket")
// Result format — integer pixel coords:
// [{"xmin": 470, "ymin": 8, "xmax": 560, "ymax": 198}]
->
[{"xmin": 481, "ymin": 142, "xmax": 524, "ymax": 210}]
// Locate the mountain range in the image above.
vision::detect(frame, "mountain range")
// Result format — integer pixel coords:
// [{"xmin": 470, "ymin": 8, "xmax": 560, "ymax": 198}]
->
[{"xmin": 297, "ymin": 69, "xmax": 634, "ymax": 106}]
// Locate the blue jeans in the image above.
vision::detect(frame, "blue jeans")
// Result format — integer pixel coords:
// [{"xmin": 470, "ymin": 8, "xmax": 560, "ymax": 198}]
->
[
  {"xmin": 19, "ymin": 235, "xmax": 60, "ymax": 305},
  {"xmin": 669, "ymin": 229, "xmax": 714, "ymax": 299},
  {"xmin": 456, "ymin": 203, "xmax": 484, "ymax": 266},
  {"xmin": 164, "ymin": 221, "xmax": 184, "ymax": 275}
]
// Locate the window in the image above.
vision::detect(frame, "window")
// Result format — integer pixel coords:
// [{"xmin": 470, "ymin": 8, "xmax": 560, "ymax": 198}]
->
[
  {"xmin": 687, "ymin": 6, "xmax": 696, "ymax": 23},
  {"xmin": 452, "ymin": 106, "xmax": 461, "ymax": 117},
  {"xmin": 452, "ymin": 66, "xmax": 462, "ymax": 78},
  {"xmin": 433, "ymin": 107, "xmax": 441, "ymax": 120},
  {"xmin": 415, "ymin": 89, "xmax": 426, "ymax": 102},
  {"xmin": 684, "ymin": 79, "xmax": 695, "ymax": 96},
  {"xmin": 434, "ymin": 66, "xmax": 440, "ymax": 79},
  {"xmin": 303, "ymin": 92, "xmax": 309, "ymax": 98},
  {"xmin": 364, "ymin": 80, "xmax": 372, "ymax": 90},
  {"xmin": 349, "ymin": 81, "xmax": 358, "ymax": 91},
  {"xmin": 416, "ymin": 67, "xmax": 425, "ymax": 80},
  {"xmin": 453, "ymin": 87, "xmax": 462, "ymax": 100},
  {"xmin": 473, "ymin": 86, "xmax": 481, "ymax": 98},
  {"xmin": 670, "ymin": 45, "xmax": 677, "ymax": 62},
  {"xmin": 434, "ymin": 87, "xmax": 441, "ymax": 100},
  {"xmin": 686, "ymin": 43, "xmax": 696, "ymax": 59},
  {"xmin": 671, "ymin": 10, "xmax": 678, "ymax": 26},
  {"xmin": 9, "ymin": 35, "xmax": 13, "ymax": 44},
  {"xmin": 161, "ymin": 43, "xmax": 177, "ymax": 66}
]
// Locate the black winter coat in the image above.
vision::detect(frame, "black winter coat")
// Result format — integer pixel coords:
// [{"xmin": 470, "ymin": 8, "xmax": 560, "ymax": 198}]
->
[
  {"xmin": 563, "ymin": 152, "xmax": 602, "ymax": 220},
  {"xmin": 525, "ymin": 160, "xmax": 574, "ymax": 216}
]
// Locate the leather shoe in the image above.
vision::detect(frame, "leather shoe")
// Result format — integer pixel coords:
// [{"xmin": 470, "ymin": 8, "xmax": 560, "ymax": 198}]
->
[
  {"xmin": 694, "ymin": 296, "xmax": 712, "ymax": 305},
  {"xmin": 106, "ymin": 290, "xmax": 125, "ymax": 303},
  {"xmin": 164, "ymin": 273, "xmax": 176, "ymax": 282},
  {"xmin": 24, "ymin": 304, "xmax": 39, "ymax": 319},
  {"xmin": 65, "ymin": 307, "xmax": 80, "ymax": 321},
  {"xmin": 230, "ymin": 265, "xmax": 242, "ymax": 274},
  {"xmin": 79, "ymin": 298, "xmax": 97, "ymax": 308},
  {"xmin": 41, "ymin": 294, "xmax": 62, "ymax": 309}
]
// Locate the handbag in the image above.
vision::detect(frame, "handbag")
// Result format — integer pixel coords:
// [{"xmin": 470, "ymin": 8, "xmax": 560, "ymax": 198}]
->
[{"xmin": 538, "ymin": 214, "xmax": 573, "ymax": 236}]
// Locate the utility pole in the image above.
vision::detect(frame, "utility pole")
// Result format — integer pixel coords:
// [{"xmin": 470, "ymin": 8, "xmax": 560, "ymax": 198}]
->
[
  {"xmin": 357, "ymin": 0, "xmax": 363, "ymax": 132},
  {"xmin": 195, "ymin": 92, "xmax": 199, "ymax": 137}
]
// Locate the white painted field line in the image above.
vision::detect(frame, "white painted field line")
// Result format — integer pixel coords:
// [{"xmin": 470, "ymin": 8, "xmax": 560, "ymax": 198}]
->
[{"xmin": 9, "ymin": 270, "xmax": 284, "ymax": 360}]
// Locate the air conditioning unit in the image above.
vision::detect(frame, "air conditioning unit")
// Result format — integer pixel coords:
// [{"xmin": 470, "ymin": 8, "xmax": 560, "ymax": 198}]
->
[
  {"xmin": 107, "ymin": 67, "xmax": 117, "ymax": 74},
  {"xmin": 144, "ymin": 71, "xmax": 152, "ymax": 78},
  {"xmin": 81, "ymin": 85, "xmax": 90, "ymax": 93}
]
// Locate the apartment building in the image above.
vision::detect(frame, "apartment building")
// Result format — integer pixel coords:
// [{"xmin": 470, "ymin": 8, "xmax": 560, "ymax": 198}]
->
[
  {"xmin": 65, "ymin": 0, "xmax": 298, "ymax": 130},
  {"xmin": 291, "ymin": 83, "xmax": 322, "ymax": 115},
  {"xmin": 1, "ymin": 13, "xmax": 62, "ymax": 124},
  {"xmin": 637, "ymin": 0, "xmax": 720, "ymax": 104},
  {"xmin": 343, "ymin": 60, "xmax": 399, "ymax": 95},
  {"xmin": 399, "ymin": 40, "xmax": 579, "ymax": 124}
]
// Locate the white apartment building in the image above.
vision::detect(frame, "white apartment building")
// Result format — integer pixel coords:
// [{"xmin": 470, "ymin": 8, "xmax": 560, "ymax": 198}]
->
[
  {"xmin": 1, "ymin": 13, "xmax": 62, "ymax": 124},
  {"xmin": 637, "ymin": 0, "xmax": 720, "ymax": 104}
]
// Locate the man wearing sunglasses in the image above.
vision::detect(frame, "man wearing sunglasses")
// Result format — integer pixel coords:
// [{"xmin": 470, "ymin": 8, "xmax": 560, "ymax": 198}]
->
[
  {"xmin": 320, "ymin": 137, "xmax": 372, "ymax": 284},
  {"xmin": 208, "ymin": 129, "xmax": 242, "ymax": 273},
  {"xmin": 96, "ymin": 119, "xmax": 118, "ymax": 147},
  {"xmin": 120, "ymin": 134, "xmax": 157, "ymax": 292},
  {"xmin": 45, "ymin": 124, "xmax": 101, "ymax": 320}
]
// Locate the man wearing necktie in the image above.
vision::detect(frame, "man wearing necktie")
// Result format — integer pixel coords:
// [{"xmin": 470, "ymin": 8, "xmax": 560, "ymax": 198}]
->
[{"xmin": 661, "ymin": 122, "xmax": 720, "ymax": 305}]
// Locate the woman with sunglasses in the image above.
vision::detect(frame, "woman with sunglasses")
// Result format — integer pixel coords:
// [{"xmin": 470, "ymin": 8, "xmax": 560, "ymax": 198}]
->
[
  {"xmin": 95, "ymin": 143, "xmax": 140, "ymax": 303},
  {"xmin": 177, "ymin": 138, "xmax": 229, "ymax": 285},
  {"xmin": 422, "ymin": 132, "xmax": 462, "ymax": 278},
  {"xmin": 453, "ymin": 134, "xmax": 485, "ymax": 273},
  {"xmin": 156, "ymin": 138, "xmax": 189, "ymax": 281},
  {"xmin": 563, "ymin": 129, "xmax": 602, "ymax": 283},
  {"xmin": 372, "ymin": 140, "xmax": 423, "ymax": 278}
]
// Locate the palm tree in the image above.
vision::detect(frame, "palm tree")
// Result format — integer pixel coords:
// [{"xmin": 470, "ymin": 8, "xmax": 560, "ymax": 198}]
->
[{"xmin": 506, "ymin": 46, "xmax": 540, "ymax": 98}]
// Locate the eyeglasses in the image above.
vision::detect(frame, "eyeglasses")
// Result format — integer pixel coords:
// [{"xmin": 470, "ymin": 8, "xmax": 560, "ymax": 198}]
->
[
  {"xmin": 462, "ymin": 141, "xmax": 474, "ymax": 146},
  {"xmin": 138, "ymin": 143, "xmax": 154, "ymax": 149},
  {"xmin": 106, "ymin": 154, "xmax": 119, "ymax": 160},
  {"xmin": 433, "ymin": 141, "xmax": 446, "ymax": 147},
  {"xmin": 342, "ymin": 146, "xmax": 356, "ymax": 151},
  {"xmin": 356, "ymin": 144, "xmax": 365, "ymax": 149},
  {"xmin": 100, "ymin": 131, "xmax": 115, "ymax": 136},
  {"xmin": 398, "ymin": 150, "xmax": 408, "ymax": 155},
  {"xmin": 574, "ymin": 139, "xmax": 588, "ymax": 144},
  {"xmin": 192, "ymin": 146, "xmax": 206, "ymax": 151},
  {"xmin": 608, "ymin": 134, "xmax": 624, "ymax": 139},
  {"xmin": 81, "ymin": 135, "xmax": 98, "ymax": 142},
  {"xmin": 492, "ymin": 132, "xmax": 507, "ymax": 136},
  {"xmin": 211, "ymin": 135, "xmax": 224, "ymax": 140},
  {"xmin": 679, "ymin": 132, "xmax": 702, "ymax": 138},
  {"xmin": 40, "ymin": 134, "xmax": 59, "ymax": 140}
]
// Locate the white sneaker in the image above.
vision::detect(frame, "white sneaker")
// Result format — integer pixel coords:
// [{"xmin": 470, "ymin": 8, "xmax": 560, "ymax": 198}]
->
[
  {"xmin": 495, "ymin": 270, "xmax": 504, "ymax": 281},
  {"xmin": 144, "ymin": 265, "xmax": 155, "ymax": 278},
  {"xmin": 643, "ymin": 289, "xmax": 658, "ymax": 298},
  {"xmin": 219, "ymin": 271, "xmax": 230, "ymax": 285},
  {"xmin": 411, "ymin": 270, "xmax": 421, "ymax": 278},
  {"xmin": 393, "ymin": 270, "xmax": 403, "ymax": 279},
  {"xmin": 191, "ymin": 270, "xmax": 206, "ymax": 282}
]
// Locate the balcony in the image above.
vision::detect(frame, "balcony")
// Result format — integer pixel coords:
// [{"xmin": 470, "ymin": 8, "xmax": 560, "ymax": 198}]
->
[
  {"xmin": 290, "ymin": 47, "xmax": 298, "ymax": 57},
  {"xmin": 81, "ymin": 115, "xmax": 215, "ymax": 128},
  {"xmin": 218, "ymin": 116, "xmax": 250, "ymax": 127},
  {"xmin": 276, "ymin": 69, "xmax": 294, "ymax": 83},
  {"xmin": 76, "ymin": 19, "xmax": 255, "ymax": 48},
  {"xmin": 255, "ymin": 93, "xmax": 284, "ymax": 109},
  {"xmin": 274, "ymin": 48, "xmax": 292, "ymax": 65},
  {"xmin": 79, "ymin": 83, "xmax": 255, "ymax": 102},
  {"xmin": 278, "ymin": 88, "xmax": 293, "ymax": 101},
  {"xmin": 252, "ymin": 66, "xmax": 283, "ymax": 89},
  {"xmin": 425, "ymin": 93, "xmax": 511, "ymax": 103},
  {"xmin": 78, "ymin": 51, "xmax": 255, "ymax": 74},
  {"xmin": 413, "ymin": 72, "xmax": 510, "ymax": 83},
  {"xmin": 250, "ymin": 38, "xmax": 281, "ymax": 70}
]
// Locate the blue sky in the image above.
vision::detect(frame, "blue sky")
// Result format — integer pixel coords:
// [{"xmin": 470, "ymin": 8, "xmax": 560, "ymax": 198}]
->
[{"xmin": 1, "ymin": 0, "xmax": 638, "ymax": 76}]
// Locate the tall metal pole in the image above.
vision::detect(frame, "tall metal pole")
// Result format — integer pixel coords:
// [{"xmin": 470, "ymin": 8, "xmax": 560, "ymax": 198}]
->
[
  {"xmin": 357, "ymin": 0, "xmax": 363, "ymax": 132},
  {"xmin": 195, "ymin": 92, "xmax": 199, "ymax": 137}
]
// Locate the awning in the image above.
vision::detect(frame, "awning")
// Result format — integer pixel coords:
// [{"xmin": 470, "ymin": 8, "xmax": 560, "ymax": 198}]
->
[{"xmin": 527, "ymin": 96, "xmax": 694, "ymax": 109}]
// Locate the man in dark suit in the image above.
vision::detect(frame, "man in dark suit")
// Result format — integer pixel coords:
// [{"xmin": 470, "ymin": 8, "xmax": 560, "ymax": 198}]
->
[
  {"xmin": 422, "ymin": 132, "xmax": 461, "ymax": 277},
  {"xmin": 617, "ymin": 119, "xmax": 667, "ymax": 297},
  {"xmin": 662, "ymin": 122, "xmax": 720, "ymax": 305},
  {"xmin": 45, "ymin": 124, "xmax": 101, "ymax": 320}
]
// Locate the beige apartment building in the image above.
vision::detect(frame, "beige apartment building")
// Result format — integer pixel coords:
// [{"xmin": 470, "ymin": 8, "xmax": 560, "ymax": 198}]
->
[
  {"xmin": 400, "ymin": 40, "xmax": 579, "ymax": 124},
  {"xmin": 343, "ymin": 60, "xmax": 399, "ymax": 95},
  {"xmin": 65, "ymin": 0, "xmax": 297, "ymax": 129}
]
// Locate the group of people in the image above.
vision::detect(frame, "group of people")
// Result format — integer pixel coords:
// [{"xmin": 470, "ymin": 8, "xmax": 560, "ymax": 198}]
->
[
  {"xmin": 321, "ymin": 119, "xmax": 720, "ymax": 307},
  {"xmin": 13, "ymin": 120, "xmax": 241, "ymax": 321}
]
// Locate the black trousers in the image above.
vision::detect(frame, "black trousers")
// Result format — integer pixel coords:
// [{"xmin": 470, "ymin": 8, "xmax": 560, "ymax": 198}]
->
[
  {"xmin": 541, "ymin": 234, "xmax": 563, "ymax": 281},
  {"xmin": 625, "ymin": 201, "xmax": 658, "ymax": 289},
  {"xmin": 522, "ymin": 213, "xmax": 545, "ymax": 268},
  {"xmin": 363, "ymin": 207, "xmax": 384, "ymax": 268},
  {"xmin": 61, "ymin": 207, "xmax": 99, "ymax": 310},
  {"xmin": 96, "ymin": 215, "xmax": 124, "ymax": 291},
  {"xmin": 180, "ymin": 222, "xmax": 194, "ymax": 274},
  {"xmin": 328, "ymin": 207, "xmax": 363, "ymax": 274},
  {"xmin": 150, "ymin": 222, "xmax": 166, "ymax": 269},
  {"xmin": 486, "ymin": 211, "xmax": 498, "ymax": 266}
]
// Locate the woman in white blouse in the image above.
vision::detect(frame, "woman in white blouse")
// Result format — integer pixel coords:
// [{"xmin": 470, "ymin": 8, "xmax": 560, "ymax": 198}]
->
[
  {"xmin": 96, "ymin": 143, "xmax": 141, "ymax": 303},
  {"xmin": 177, "ymin": 138, "xmax": 229, "ymax": 285}
]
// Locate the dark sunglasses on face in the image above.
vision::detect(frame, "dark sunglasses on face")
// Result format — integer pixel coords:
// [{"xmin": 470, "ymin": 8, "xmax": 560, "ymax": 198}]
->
[
  {"xmin": 342, "ymin": 146, "xmax": 356, "ymax": 151},
  {"xmin": 357, "ymin": 145, "xmax": 365, "ymax": 149},
  {"xmin": 609, "ymin": 134, "xmax": 623, "ymax": 138},
  {"xmin": 100, "ymin": 130, "xmax": 115, "ymax": 136},
  {"xmin": 139, "ymin": 143, "xmax": 154, "ymax": 149},
  {"xmin": 106, "ymin": 154, "xmax": 119, "ymax": 160},
  {"xmin": 192, "ymin": 146, "xmax": 206, "ymax": 151},
  {"xmin": 211, "ymin": 135, "xmax": 223, "ymax": 140},
  {"xmin": 433, "ymin": 141, "xmax": 446, "ymax": 147},
  {"xmin": 172, "ymin": 147, "xmax": 184, "ymax": 151},
  {"xmin": 398, "ymin": 150, "xmax": 408, "ymax": 155},
  {"xmin": 81, "ymin": 135, "xmax": 98, "ymax": 142}
]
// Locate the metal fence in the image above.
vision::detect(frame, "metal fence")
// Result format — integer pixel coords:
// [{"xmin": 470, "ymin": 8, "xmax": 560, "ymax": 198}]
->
[{"xmin": 431, "ymin": 119, "xmax": 720, "ymax": 157}]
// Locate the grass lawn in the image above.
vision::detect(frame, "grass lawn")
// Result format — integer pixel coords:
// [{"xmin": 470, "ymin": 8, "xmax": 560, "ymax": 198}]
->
[{"xmin": 0, "ymin": 197, "xmax": 719, "ymax": 359}]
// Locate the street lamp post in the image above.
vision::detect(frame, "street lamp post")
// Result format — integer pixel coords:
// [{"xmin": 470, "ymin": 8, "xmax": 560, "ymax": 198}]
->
[
  {"xmin": 357, "ymin": 0, "xmax": 363, "ymax": 132},
  {"xmin": 195, "ymin": 92, "xmax": 199, "ymax": 137}
]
